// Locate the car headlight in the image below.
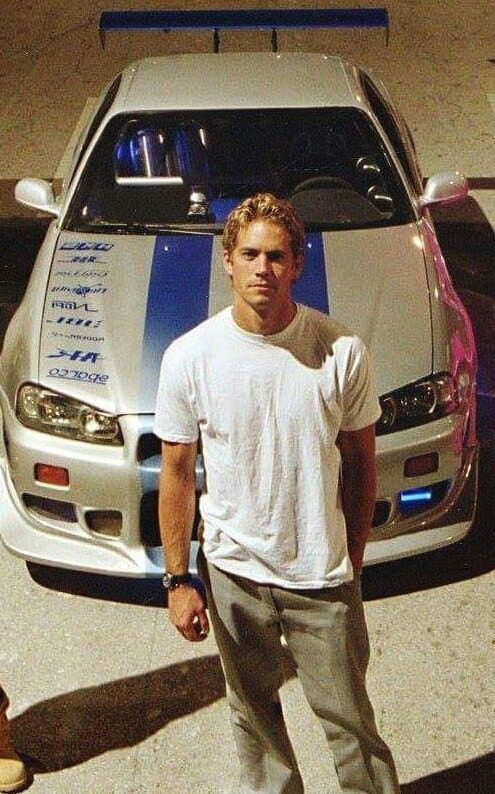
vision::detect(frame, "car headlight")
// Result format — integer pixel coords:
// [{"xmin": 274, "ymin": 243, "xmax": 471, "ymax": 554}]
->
[
  {"xmin": 376, "ymin": 372, "xmax": 469, "ymax": 435},
  {"xmin": 16, "ymin": 384, "xmax": 123, "ymax": 445}
]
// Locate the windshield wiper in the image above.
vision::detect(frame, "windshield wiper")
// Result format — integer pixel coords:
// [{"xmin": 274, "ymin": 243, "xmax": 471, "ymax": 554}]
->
[
  {"xmin": 83, "ymin": 220, "xmax": 220, "ymax": 235},
  {"xmin": 82, "ymin": 221, "xmax": 151, "ymax": 234},
  {"xmin": 147, "ymin": 222, "xmax": 222, "ymax": 235}
]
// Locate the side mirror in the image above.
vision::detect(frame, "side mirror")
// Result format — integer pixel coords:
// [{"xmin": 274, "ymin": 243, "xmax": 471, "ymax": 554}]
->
[
  {"xmin": 419, "ymin": 171, "xmax": 469, "ymax": 209},
  {"xmin": 15, "ymin": 178, "xmax": 60, "ymax": 216}
]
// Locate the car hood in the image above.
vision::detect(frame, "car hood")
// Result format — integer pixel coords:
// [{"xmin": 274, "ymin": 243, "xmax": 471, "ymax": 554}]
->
[{"xmin": 39, "ymin": 225, "xmax": 431, "ymax": 414}]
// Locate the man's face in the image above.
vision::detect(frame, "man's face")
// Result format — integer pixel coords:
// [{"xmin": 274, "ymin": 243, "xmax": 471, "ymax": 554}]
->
[{"xmin": 223, "ymin": 219, "xmax": 302, "ymax": 316}]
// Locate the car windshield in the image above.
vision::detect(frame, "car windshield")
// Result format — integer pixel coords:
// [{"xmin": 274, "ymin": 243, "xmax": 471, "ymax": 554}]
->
[{"xmin": 64, "ymin": 108, "xmax": 414, "ymax": 233}]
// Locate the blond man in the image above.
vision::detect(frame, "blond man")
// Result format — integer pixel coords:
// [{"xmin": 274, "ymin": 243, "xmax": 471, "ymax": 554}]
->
[{"xmin": 154, "ymin": 194, "xmax": 400, "ymax": 793}]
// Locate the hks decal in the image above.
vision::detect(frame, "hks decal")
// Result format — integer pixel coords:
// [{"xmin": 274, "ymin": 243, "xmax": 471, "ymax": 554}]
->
[{"xmin": 62, "ymin": 255, "xmax": 108, "ymax": 264}]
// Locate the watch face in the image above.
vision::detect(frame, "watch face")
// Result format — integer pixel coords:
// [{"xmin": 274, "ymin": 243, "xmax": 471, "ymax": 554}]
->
[{"xmin": 163, "ymin": 572, "xmax": 191, "ymax": 589}]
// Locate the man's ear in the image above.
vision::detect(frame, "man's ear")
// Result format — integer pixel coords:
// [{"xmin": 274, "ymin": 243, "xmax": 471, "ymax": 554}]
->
[{"xmin": 223, "ymin": 249, "xmax": 233, "ymax": 277}]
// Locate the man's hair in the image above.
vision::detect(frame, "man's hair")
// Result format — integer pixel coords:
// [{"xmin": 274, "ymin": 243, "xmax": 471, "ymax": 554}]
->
[{"xmin": 222, "ymin": 193, "xmax": 305, "ymax": 259}]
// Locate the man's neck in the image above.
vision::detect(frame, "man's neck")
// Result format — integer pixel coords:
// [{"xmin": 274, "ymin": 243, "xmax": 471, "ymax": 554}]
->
[{"xmin": 232, "ymin": 301, "xmax": 297, "ymax": 336}]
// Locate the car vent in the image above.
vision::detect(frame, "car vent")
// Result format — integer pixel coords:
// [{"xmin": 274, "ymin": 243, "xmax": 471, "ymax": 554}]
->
[
  {"xmin": 137, "ymin": 433, "xmax": 161, "ymax": 461},
  {"xmin": 372, "ymin": 500, "xmax": 391, "ymax": 528},
  {"xmin": 23, "ymin": 494, "xmax": 77, "ymax": 523}
]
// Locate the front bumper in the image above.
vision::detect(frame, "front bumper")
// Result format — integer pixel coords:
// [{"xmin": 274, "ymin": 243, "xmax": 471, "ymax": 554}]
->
[{"xmin": 0, "ymin": 395, "xmax": 478, "ymax": 576}]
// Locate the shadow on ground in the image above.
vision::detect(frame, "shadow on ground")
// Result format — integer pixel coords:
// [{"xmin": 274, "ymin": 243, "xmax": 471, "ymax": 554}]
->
[
  {"xmin": 26, "ymin": 561, "xmax": 170, "ymax": 607},
  {"xmin": 11, "ymin": 649, "xmax": 296, "ymax": 778},
  {"xmin": 9, "ymin": 658, "xmax": 494, "ymax": 791},
  {"xmin": 11, "ymin": 656, "xmax": 225, "ymax": 773},
  {"xmin": 401, "ymin": 751, "xmax": 495, "ymax": 794}
]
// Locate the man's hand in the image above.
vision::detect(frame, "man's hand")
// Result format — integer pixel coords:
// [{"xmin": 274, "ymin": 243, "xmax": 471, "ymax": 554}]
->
[{"xmin": 168, "ymin": 585, "xmax": 210, "ymax": 642}]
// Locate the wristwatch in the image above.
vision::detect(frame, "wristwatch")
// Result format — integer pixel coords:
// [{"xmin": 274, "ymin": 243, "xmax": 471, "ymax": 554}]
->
[{"xmin": 162, "ymin": 572, "xmax": 193, "ymax": 591}]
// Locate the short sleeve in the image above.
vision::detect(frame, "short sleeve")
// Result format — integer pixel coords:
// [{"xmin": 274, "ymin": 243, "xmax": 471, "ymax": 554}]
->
[
  {"xmin": 153, "ymin": 342, "xmax": 199, "ymax": 443},
  {"xmin": 340, "ymin": 338, "xmax": 381, "ymax": 432}
]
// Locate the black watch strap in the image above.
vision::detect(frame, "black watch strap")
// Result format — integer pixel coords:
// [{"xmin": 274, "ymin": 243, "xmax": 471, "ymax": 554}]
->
[{"xmin": 162, "ymin": 572, "xmax": 193, "ymax": 591}]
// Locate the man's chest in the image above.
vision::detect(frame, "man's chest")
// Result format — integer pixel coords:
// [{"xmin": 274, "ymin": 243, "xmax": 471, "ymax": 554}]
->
[{"xmin": 194, "ymin": 344, "xmax": 343, "ymax": 440}]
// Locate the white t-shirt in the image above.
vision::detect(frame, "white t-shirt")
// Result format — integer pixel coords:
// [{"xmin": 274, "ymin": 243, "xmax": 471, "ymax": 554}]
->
[{"xmin": 154, "ymin": 304, "xmax": 381, "ymax": 588}]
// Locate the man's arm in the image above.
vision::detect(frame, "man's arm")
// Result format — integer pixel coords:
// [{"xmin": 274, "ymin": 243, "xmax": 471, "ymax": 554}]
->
[
  {"xmin": 158, "ymin": 440, "xmax": 209, "ymax": 641},
  {"xmin": 337, "ymin": 424, "xmax": 377, "ymax": 575}
]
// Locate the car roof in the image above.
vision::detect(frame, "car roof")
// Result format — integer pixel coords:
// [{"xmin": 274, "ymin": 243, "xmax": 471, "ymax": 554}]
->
[{"xmin": 111, "ymin": 52, "xmax": 364, "ymax": 113}]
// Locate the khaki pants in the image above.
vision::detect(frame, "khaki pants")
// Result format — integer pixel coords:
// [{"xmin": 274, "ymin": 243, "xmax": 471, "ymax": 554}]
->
[{"xmin": 199, "ymin": 555, "xmax": 400, "ymax": 794}]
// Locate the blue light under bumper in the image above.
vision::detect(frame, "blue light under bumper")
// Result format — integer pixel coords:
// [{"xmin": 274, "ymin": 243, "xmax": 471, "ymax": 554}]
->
[{"xmin": 399, "ymin": 481, "xmax": 451, "ymax": 516}]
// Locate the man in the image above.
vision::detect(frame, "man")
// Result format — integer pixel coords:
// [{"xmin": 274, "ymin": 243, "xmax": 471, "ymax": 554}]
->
[{"xmin": 154, "ymin": 194, "xmax": 400, "ymax": 793}]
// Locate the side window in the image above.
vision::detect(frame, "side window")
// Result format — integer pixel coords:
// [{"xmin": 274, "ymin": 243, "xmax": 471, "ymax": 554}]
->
[
  {"xmin": 65, "ymin": 75, "xmax": 122, "ymax": 189},
  {"xmin": 361, "ymin": 76, "xmax": 421, "ymax": 193}
]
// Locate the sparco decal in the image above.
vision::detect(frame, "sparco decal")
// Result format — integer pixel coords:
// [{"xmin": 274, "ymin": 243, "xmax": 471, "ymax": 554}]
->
[
  {"xmin": 46, "ymin": 316, "xmax": 103, "ymax": 329},
  {"xmin": 51, "ymin": 300, "xmax": 98, "ymax": 312},
  {"xmin": 51, "ymin": 283, "xmax": 107, "ymax": 296},
  {"xmin": 47, "ymin": 350, "xmax": 103, "ymax": 364},
  {"xmin": 55, "ymin": 269, "xmax": 109, "ymax": 278},
  {"xmin": 48, "ymin": 368, "xmax": 109, "ymax": 384},
  {"xmin": 59, "ymin": 241, "xmax": 114, "ymax": 252}
]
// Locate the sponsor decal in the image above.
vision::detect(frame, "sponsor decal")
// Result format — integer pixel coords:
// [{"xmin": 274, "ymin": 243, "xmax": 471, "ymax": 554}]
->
[
  {"xmin": 50, "ymin": 332, "xmax": 105, "ymax": 343},
  {"xmin": 55, "ymin": 269, "xmax": 109, "ymax": 278},
  {"xmin": 63, "ymin": 255, "xmax": 108, "ymax": 264},
  {"xmin": 51, "ymin": 283, "xmax": 107, "ymax": 296},
  {"xmin": 51, "ymin": 300, "xmax": 98, "ymax": 312},
  {"xmin": 48, "ymin": 368, "xmax": 109, "ymax": 384},
  {"xmin": 47, "ymin": 349, "xmax": 103, "ymax": 364},
  {"xmin": 46, "ymin": 316, "xmax": 103, "ymax": 329},
  {"xmin": 59, "ymin": 241, "xmax": 114, "ymax": 252}
]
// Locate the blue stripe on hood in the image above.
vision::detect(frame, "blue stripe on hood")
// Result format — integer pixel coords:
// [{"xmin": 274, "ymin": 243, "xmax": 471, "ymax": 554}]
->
[
  {"xmin": 141, "ymin": 234, "xmax": 213, "ymax": 400},
  {"xmin": 140, "ymin": 231, "xmax": 328, "ymax": 407},
  {"xmin": 292, "ymin": 232, "xmax": 330, "ymax": 313}
]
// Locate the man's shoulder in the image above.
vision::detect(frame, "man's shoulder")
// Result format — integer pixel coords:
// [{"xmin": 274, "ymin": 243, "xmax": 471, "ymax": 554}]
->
[{"xmin": 299, "ymin": 304, "xmax": 361, "ymax": 350}]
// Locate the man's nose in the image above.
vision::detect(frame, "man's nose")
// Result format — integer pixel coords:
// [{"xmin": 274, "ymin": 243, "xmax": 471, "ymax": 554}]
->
[{"xmin": 255, "ymin": 254, "xmax": 272, "ymax": 274}]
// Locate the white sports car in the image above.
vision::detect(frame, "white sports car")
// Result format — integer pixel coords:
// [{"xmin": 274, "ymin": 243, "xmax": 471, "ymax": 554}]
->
[{"xmin": 0, "ymin": 11, "xmax": 478, "ymax": 577}]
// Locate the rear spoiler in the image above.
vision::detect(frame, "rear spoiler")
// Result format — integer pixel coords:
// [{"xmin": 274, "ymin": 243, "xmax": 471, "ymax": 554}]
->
[{"xmin": 99, "ymin": 8, "xmax": 390, "ymax": 51}]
